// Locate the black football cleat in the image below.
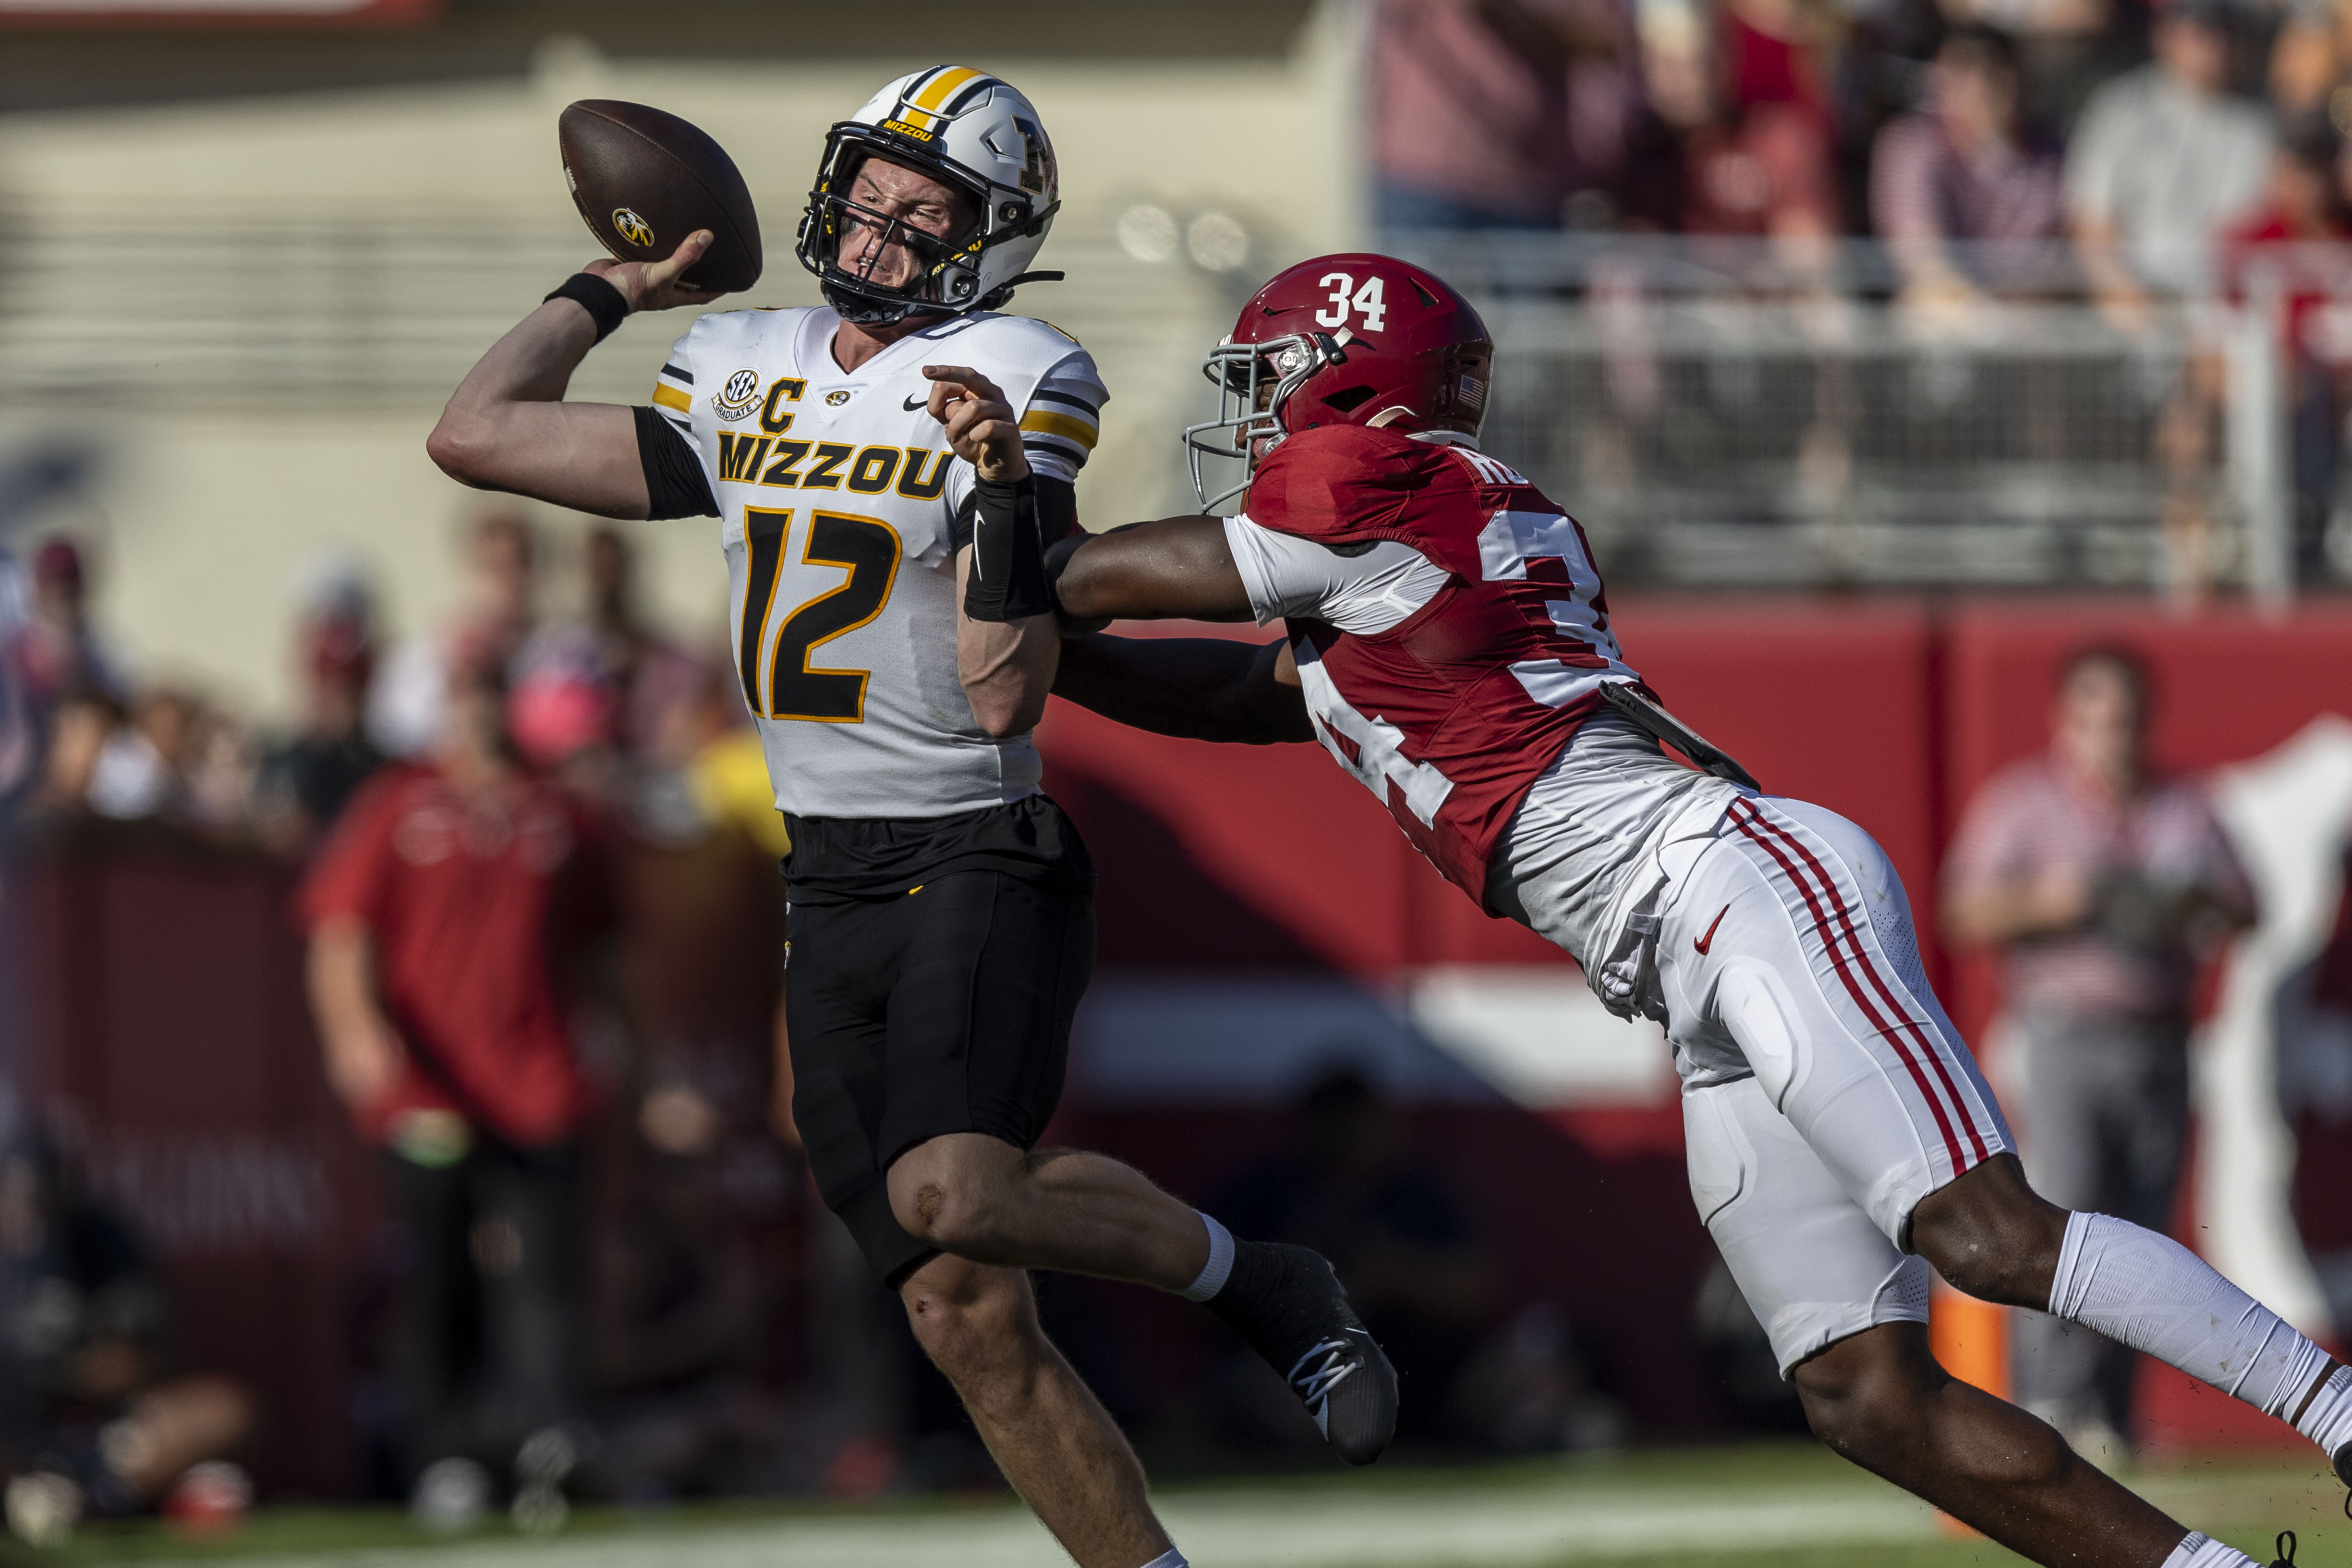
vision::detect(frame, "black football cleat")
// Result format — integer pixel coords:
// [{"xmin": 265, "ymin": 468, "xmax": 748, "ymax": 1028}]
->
[
  {"xmin": 2335, "ymin": 1443, "xmax": 2352, "ymax": 1519},
  {"xmin": 2270, "ymin": 1531, "xmax": 2300, "ymax": 1568},
  {"xmin": 1211, "ymin": 1241, "xmax": 1399, "ymax": 1465}
]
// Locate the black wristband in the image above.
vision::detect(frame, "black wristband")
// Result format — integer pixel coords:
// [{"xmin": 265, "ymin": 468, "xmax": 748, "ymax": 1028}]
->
[
  {"xmin": 544, "ymin": 273, "xmax": 629, "ymax": 343},
  {"xmin": 965, "ymin": 474, "xmax": 1053, "ymax": 623}
]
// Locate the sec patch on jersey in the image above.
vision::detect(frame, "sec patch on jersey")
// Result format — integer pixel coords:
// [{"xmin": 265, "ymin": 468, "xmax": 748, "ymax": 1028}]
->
[{"xmin": 558, "ymin": 99, "xmax": 763, "ymax": 294}]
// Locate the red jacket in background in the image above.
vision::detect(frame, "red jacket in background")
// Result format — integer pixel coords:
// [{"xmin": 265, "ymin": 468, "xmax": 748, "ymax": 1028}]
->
[{"xmin": 298, "ymin": 762, "xmax": 613, "ymax": 1148}]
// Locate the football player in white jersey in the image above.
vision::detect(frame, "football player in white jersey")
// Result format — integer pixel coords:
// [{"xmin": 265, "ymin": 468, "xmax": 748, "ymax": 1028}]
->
[
  {"xmin": 932, "ymin": 251, "xmax": 2351, "ymax": 1568},
  {"xmin": 429, "ymin": 70, "xmax": 1395, "ymax": 1568}
]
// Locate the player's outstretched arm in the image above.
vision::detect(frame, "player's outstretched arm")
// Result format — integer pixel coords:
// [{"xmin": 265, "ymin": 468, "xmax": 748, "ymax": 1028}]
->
[
  {"xmin": 427, "ymin": 232, "xmax": 719, "ymax": 520},
  {"xmin": 1049, "ymin": 517, "xmax": 1256, "ymax": 623},
  {"xmin": 1053, "ymin": 634, "xmax": 1310, "ymax": 744}
]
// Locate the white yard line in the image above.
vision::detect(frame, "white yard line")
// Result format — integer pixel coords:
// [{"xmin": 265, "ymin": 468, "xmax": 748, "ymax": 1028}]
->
[{"xmin": 128, "ymin": 1483, "xmax": 1942, "ymax": 1568}]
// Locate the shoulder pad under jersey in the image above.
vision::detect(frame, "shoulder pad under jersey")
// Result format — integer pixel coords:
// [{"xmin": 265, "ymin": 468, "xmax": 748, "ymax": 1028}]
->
[{"xmin": 1246, "ymin": 425, "xmax": 1473, "ymax": 545}]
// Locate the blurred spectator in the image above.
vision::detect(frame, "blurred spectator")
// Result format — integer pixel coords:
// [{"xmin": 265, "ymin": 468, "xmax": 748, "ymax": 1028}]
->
[
  {"xmin": 1870, "ymin": 25, "xmax": 2066, "ymax": 305},
  {"xmin": 0, "ymin": 1135, "xmax": 253, "ymax": 1539},
  {"xmin": 2067, "ymin": 0, "xmax": 2272, "ymax": 595},
  {"xmin": 2267, "ymin": 0, "xmax": 2351, "ymax": 122},
  {"xmin": 1626, "ymin": 0, "xmax": 1843, "ymax": 242},
  {"xmin": 28, "ymin": 686, "xmax": 253, "ymax": 832},
  {"xmin": 582, "ymin": 527, "xmax": 701, "ymax": 764},
  {"xmin": 0, "ymin": 551, "xmax": 38, "ymax": 819},
  {"xmin": 586, "ymin": 1101, "xmax": 794, "ymax": 1500},
  {"xmin": 370, "ymin": 510, "xmax": 538, "ymax": 760},
  {"xmin": 255, "ymin": 564, "xmax": 385, "ymax": 853},
  {"xmin": 1370, "ymin": 0, "xmax": 1629, "ymax": 232},
  {"xmin": 2067, "ymin": 0, "xmax": 2271, "ymax": 320},
  {"xmin": 2220, "ymin": 118, "xmax": 2352, "ymax": 583},
  {"xmin": 299, "ymin": 658, "xmax": 615, "ymax": 1499},
  {"xmin": 508, "ymin": 527, "xmax": 700, "ymax": 810},
  {"xmin": 1942, "ymin": 0, "xmax": 2116, "ymax": 128},
  {"xmin": 1942, "ymin": 646, "xmax": 2255, "ymax": 1459},
  {"xmin": 506, "ymin": 627, "xmax": 621, "ymax": 796},
  {"xmin": 8, "ymin": 538, "xmax": 123, "ymax": 717},
  {"xmin": 1212, "ymin": 1070, "xmax": 1619, "ymax": 1451}
]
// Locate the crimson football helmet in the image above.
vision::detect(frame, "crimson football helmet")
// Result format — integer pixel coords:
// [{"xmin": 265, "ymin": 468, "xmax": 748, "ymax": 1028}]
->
[{"xmin": 1184, "ymin": 253, "xmax": 1494, "ymax": 509}]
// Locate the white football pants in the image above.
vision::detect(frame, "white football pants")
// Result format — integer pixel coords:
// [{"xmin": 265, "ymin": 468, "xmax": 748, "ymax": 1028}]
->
[{"xmin": 1655, "ymin": 796, "xmax": 2016, "ymax": 1375}]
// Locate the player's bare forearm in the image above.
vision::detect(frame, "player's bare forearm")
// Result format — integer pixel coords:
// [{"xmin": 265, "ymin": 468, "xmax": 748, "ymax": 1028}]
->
[
  {"xmin": 429, "ymin": 233, "xmax": 717, "ymax": 519},
  {"xmin": 304, "ymin": 918, "xmax": 403, "ymax": 1108},
  {"xmin": 1051, "ymin": 516, "xmax": 1256, "ymax": 623},
  {"xmin": 429, "ymin": 303, "xmax": 651, "ymax": 518},
  {"xmin": 957, "ymin": 546, "xmax": 1058, "ymax": 736},
  {"xmin": 1053, "ymin": 634, "xmax": 1310, "ymax": 744}
]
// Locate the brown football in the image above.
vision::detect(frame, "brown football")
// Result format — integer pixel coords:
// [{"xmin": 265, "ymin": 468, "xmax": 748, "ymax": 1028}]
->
[{"xmin": 558, "ymin": 99, "xmax": 763, "ymax": 295}]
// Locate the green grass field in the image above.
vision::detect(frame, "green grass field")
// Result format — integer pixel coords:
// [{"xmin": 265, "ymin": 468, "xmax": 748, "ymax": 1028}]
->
[{"xmin": 17, "ymin": 1442, "xmax": 2346, "ymax": 1568}]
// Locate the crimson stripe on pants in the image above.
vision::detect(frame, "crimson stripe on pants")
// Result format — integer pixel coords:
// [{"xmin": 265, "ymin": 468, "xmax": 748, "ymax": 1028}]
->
[
  {"xmin": 1724, "ymin": 799, "xmax": 1969, "ymax": 1174},
  {"xmin": 1743, "ymin": 807, "xmax": 1993, "ymax": 1167}
]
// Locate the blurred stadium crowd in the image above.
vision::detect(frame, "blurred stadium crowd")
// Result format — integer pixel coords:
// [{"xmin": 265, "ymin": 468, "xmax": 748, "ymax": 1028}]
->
[
  {"xmin": 1368, "ymin": 0, "xmax": 2352, "ymax": 596},
  {"xmin": 1375, "ymin": 0, "xmax": 2330, "ymax": 289}
]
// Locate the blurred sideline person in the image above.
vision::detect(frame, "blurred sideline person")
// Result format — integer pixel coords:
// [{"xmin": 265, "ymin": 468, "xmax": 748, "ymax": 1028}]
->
[
  {"xmin": 0, "ymin": 1137, "xmax": 252, "ymax": 1540},
  {"xmin": 1944, "ymin": 646, "xmax": 2255, "ymax": 1458},
  {"xmin": 1023, "ymin": 250, "xmax": 2346, "ymax": 1568},
  {"xmin": 2064, "ymin": 0, "xmax": 2271, "ymax": 597},
  {"xmin": 299, "ymin": 659, "xmax": 615, "ymax": 1502},
  {"xmin": 425, "ymin": 67, "xmax": 1395, "ymax": 1568},
  {"xmin": 1868, "ymin": 24, "xmax": 2065, "ymax": 309},
  {"xmin": 254, "ymin": 563, "xmax": 385, "ymax": 854},
  {"xmin": 369, "ymin": 511, "xmax": 539, "ymax": 760}
]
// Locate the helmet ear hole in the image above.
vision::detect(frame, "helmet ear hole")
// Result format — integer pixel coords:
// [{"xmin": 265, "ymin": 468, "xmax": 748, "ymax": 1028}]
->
[{"xmin": 1321, "ymin": 384, "xmax": 1379, "ymax": 413}]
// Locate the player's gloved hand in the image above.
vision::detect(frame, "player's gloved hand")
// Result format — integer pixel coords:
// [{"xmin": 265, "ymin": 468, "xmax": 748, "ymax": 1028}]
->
[
  {"xmin": 923, "ymin": 365, "xmax": 1031, "ymax": 483},
  {"xmin": 584, "ymin": 230, "xmax": 723, "ymax": 313}
]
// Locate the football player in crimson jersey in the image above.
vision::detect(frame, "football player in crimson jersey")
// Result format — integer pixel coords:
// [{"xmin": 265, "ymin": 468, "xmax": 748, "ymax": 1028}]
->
[{"xmin": 934, "ymin": 254, "xmax": 2351, "ymax": 1568}]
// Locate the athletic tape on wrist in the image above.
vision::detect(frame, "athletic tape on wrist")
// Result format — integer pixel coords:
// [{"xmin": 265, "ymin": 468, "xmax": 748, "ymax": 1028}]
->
[{"xmin": 544, "ymin": 273, "xmax": 629, "ymax": 343}]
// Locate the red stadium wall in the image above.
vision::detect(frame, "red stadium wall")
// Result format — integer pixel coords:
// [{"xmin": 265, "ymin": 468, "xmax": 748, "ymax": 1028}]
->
[{"xmin": 21, "ymin": 595, "xmax": 2352, "ymax": 1480}]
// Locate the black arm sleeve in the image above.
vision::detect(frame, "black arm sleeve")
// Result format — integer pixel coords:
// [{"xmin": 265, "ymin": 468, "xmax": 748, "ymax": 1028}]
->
[
  {"xmin": 1050, "ymin": 633, "xmax": 1313, "ymax": 745},
  {"xmin": 633, "ymin": 406, "xmax": 719, "ymax": 521},
  {"xmin": 953, "ymin": 477, "xmax": 1077, "ymax": 549},
  {"xmin": 962, "ymin": 474, "xmax": 1054, "ymax": 622}
]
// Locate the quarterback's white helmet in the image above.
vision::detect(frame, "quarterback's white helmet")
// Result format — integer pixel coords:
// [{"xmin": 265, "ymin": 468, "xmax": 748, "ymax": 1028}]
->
[{"xmin": 794, "ymin": 65, "xmax": 1063, "ymax": 327}]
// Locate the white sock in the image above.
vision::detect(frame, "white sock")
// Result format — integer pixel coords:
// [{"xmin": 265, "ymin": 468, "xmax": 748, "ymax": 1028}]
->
[
  {"xmin": 1179, "ymin": 1212, "xmax": 1234, "ymax": 1302},
  {"xmin": 2162, "ymin": 1532, "xmax": 2264, "ymax": 1568},
  {"xmin": 2049, "ymin": 1213, "xmax": 2332, "ymax": 1427},
  {"xmin": 2293, "ymin": 1363, "xmax": 2352, "ymax": 1459},
  {"xmin": 1138, "ymin": 1552, "xmax": 1188, "ymax": 1568}
]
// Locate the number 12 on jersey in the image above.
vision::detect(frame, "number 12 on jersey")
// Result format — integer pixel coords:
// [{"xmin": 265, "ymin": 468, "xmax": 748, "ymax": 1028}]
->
[{"xmin": 738, "ymin": 507, "xmax": 902, "ymax": 723}]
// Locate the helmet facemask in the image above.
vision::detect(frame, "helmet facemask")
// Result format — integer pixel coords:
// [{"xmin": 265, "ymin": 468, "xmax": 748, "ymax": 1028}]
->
[
  {"xmin": 797, "ymin": 123, "xmax": 1058, "ymax": 328},
  {"xmin": 1182, "ymin": 330, "xmax": 1350, "ymax": 511}
]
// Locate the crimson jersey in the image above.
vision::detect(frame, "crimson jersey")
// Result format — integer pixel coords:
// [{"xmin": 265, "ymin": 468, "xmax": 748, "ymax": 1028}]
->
[{"xmin": 1239, "ymin": 425, "xmax": 1641, "ymax": 905}]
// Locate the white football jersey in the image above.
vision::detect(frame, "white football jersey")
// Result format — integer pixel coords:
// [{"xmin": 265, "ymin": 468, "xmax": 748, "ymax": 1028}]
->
[{"xmin": 655, "ymin": 305, "xmax": 1106, "ymax": 821}]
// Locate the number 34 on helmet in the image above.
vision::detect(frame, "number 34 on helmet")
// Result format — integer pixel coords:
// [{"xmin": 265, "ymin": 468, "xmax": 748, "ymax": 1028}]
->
[{"xmin": 1185, "ymin": 253, "xmax": 1495, "ymax": 510}]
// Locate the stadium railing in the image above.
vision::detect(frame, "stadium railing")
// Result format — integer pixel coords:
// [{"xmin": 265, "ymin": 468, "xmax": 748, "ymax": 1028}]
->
[{"xmin": 1389, "ymin": 233, "xmax": 2352, "ymax": 600}]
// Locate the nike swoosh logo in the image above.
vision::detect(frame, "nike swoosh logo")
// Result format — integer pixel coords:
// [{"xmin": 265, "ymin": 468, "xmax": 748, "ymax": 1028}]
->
[
  {"xmin": 1694, "ymin": 904, "xmax": 1730, "ymax": 955},
  {"xmin": 902, "ymin": 394, "xmax": 926, "ymax": 411}
]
